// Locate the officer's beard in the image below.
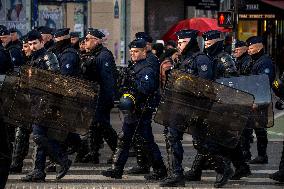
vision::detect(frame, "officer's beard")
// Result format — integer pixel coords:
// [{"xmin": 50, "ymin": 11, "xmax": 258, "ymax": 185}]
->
[
  {"xmin": 181, "ymin": 38, "xmax": 200, "ymax": 55},
  {"xmin": 53, "ymin": 38, "xmax": 71, "ymax": 55},
  {"xmin": 251, "ymin": 48, "xmax": 264, "ymax": 61},
  {"xmin": 204, "ymin": 40, "xmax": 223, "ymax": 57}
]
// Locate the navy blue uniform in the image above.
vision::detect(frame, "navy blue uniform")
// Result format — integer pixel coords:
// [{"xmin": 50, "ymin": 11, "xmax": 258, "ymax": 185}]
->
[
  {"xmin": 5, "ymin": 41, "xmax": 24, "ymax": 67},
  {"xmin": 22, "ymin": 47, "xmax": 69, "ymax": 181},
  {"xmin": 56, "ymin": 44, "xmax": 80, "ymax": 76},
  {"xmin": 242, "ymin": 52, "xmax": 275, "ymax": 164},
  {"xmin": 236, "ymin": 52, "xmax": 252, "ymax": 75},
  {"xmin": 81, "ymin": 44, "xmax": 118, "ymax": 161},
  {"xmin": 105, "ymin": 58, "xmax": 166, "ymax": 178},
  {"xmin": 167, "ymin": 51, "xmax": 213, "ymax": 176},
  {"xmin": 251, "ymin": 53, "xmax": 275, "ymax": 85},
  {"xmin": 0, "ymin": 43, "xmax": 13, "ymax": 74},
  {"xmin": 147, "ymin": 51, "xmax": 160, "ymax": 75}
]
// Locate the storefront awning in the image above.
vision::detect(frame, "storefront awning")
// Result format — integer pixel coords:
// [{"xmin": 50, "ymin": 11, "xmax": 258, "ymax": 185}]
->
[{"xmin": 261, "ymin": 0, "xmax": 284, "ymax": 10}]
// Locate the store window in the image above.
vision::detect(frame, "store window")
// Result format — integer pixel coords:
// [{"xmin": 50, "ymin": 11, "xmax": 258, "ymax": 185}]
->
[{"xmin": 238, "ymin": 20, "xmax": 258, "ymax": 41}]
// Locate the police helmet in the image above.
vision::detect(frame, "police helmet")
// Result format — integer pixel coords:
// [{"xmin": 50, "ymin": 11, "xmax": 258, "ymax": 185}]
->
[
  {"xmin": 118, "ymin": 93, "xmax": 136, "ymax": 114},
  {"xmin": 272, "ymin": 79, "xmax": 284, "ymax": 99}
]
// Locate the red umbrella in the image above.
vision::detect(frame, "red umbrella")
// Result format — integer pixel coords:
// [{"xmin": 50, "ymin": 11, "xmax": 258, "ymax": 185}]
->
[{"xmin": 162, "ymin": 17, "xmax": 231, "ymax": 42}]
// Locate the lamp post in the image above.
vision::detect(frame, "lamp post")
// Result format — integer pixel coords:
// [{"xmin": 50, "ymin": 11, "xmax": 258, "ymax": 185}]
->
[{"xmin": 31, "ymin": 0, "xmax": 38, "ymax": 29}]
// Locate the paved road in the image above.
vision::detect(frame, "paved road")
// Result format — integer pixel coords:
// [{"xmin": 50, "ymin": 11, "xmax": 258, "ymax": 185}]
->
[{"xmin": 5, "ymin": 109, "xmax": 284, "ymax": 189}]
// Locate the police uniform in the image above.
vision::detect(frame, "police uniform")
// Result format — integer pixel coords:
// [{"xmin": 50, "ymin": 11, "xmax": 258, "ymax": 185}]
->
[
  {"xmin": 203, "ymin": 30, "xmax": 237, "ymax": 79},
  {"xmin": 270, "ymin": 73, "xmax": 284, "ymax": 182},
  {"xmin": 135, "ymin": 32, "xmax": 160, "ymax": 75},
  {"xmin": 0, "ymin": 26, "xmax": 24, "ymax": 68},
  {"xmin": 244, "ymin": 36, "xmax": 275, "ymax": 164},
  {"xmin": 52, "ymin": 28, "xmax": 80, "ymax": 76},
  {"xmin": 0, "ymin": 39, "xmax": 13, "ymax": 74},
  {"xmin": 102, "ymin": 39, "xmax": 166, "ymax": 180},
  {"xmin": 9, "ymin": 34, "xmax": 32, "ymax": 174},
  {"xmin": 80, "ymin": 28, "xmax": 118, "ymax": 164},
  {"xmin": 9, "ymin": 28, "xmax": 22, "ymax": 48},
  {"xmin": 160, "ymin": 29, "xmax": 214, "ymax": 187},
  {"xmin": 21, "ymin": 30, "xmax": 71, "ymax": 182},
  {"xmin": 127, "ymin": 32, "xmax": 161, "ymax": 174},
  {"xmin": 235, "ymin": 40, "xmax": 253, "ymax": 75},
  {"xmin": 181, "ymin": 30, "xmax": 237, "ymax": 188},
  {"xmin": 37, "ymin": 26, "xmax": 55, "ymax": 51}
]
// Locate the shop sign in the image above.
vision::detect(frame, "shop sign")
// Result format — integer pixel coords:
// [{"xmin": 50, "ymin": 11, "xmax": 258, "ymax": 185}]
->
[{"xmin": 239, "ymin": 14, "xmax": 276, "ymax": 19}]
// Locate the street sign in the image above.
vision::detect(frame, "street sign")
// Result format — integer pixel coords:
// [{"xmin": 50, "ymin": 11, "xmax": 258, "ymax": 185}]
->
[{"xmin": 217, "ymin": 11, "xmax": 233, "ymax": 28}]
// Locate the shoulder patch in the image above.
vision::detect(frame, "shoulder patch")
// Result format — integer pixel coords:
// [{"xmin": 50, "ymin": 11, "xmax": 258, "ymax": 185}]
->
[
  {"xmin": 264, "ymin": 68, "xmax": 270, "ymax": 74},
  {"xmin": 145, "ymin": 75, "xmax": 149, "ymax": 80},
  {"xmin": 200, "ymin": 64, "xmax": 208, "ymax": 71}
]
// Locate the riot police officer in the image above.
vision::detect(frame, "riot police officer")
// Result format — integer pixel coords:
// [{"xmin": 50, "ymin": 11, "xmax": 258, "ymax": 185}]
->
[
  {"xmin": 270, "ymin": 74, "xmax": 284, "ymax": 182},
  {"xmin": 126, "ymin": 32, "xmax": 161, "ymax": 174},
  {"xmin": 37, "ymin": 26, "xmax": 55, "ymax": 51},
  {"xmin": 183, "ymin": 30, "xmax": 237, "ymax": 187},
  {"xmin": 9, "ymin": 28, "xmax": 22, "ymax": 48},
  {"xmin": 233, "ymin": 40, "xmax": 253, "ymax": 75},
  {"xmin": 81, "ymin": 28, "xmax": 118, "ymax": 164},
  {"xmin": 160, "ymin": 29, "xmax": 214, "ymax": 187},
  {"xmin": 135, "ymin": 32, "xmax": 160, "ymax": 75},
  {"xmin": 21, "ymin": 30, "xmax": 71, "ymax": 182},
  {"xmin": 53, "ymin": 28, "xmax": 80, "ymax": 76},
  {"xmin": 0, "ymin": 27, "xmax": 13, "ymax": 74},
  {"xmin": 203, "ymin": 30, "xmax": 237, "ymax": 78},
  {"xmin": 9, "ymin": 35, "xmax": 32, "ymax": 174},
  {"xmin": 245, "ymin": 36, "xmax": 275, "ymax": 164},
  {"xmin": 232, "ymin": 40, "xmax": 254, "ymax": 163},
  {"xmin": 102, "ymin": 39, "xmax": 167, "ymax": 180},
  {"xmin": 0, "ymin": 25, "xmax": 24, "ymax": 68},
  {"xmin": 44, "ymin": 28, "xmax": 82, "ymax": 171}
]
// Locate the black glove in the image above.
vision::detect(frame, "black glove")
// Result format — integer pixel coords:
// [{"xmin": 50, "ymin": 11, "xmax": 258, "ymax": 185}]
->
[{"xmin": 275, "ymin": 100, "xmax": 284, "ymax": 110}]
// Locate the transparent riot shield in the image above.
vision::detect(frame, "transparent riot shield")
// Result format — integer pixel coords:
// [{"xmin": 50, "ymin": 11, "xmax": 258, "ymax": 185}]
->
[
  {"xmin": 154, "ymin": 70, "xmax": 254, "ymax": 148},
  {"xmin": 216, "ymin": 74, "xmax": 273, "ymax": 128},
  {"xmin": 1, "ymin": 66, "xmax": 97, "ymax": 135}
]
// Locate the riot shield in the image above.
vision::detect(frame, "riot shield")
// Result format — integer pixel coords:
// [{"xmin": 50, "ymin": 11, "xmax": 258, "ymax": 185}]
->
[
  {"xmin": 154, "ymin": 70, "xmax": 254, "ymax": 148},
  {"xmin": 216, "ymin": 74, "xmax": 273, "ymax": 128},
  {"xmin": 1, "ymin": 66, "xmax": 97, "ymax": 135}
]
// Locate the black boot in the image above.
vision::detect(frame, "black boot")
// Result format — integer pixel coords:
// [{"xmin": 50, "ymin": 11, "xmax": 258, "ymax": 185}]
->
[
  {"xmin": 159, "ymin": 174, "xmax": 185, "ymax": 187},
  {"xmin": 270, "ymin": 143, "xmax": 284, "ymax": 182},
  {"xmin": 184, "ymin": 153, "xmax": 204, "ymax": 181},
  {"xmin": 269, "ymin": 170, "xmax": 284, "ymax": 182},
  {"xmin": 231, "ymin": 164, "xmax": 251, "ymax": 180},
  {"xmin": 144, "ymin": 160, "xmax": 167, "ymax": 181},
  {"xmin": 10, "ymin": 127, "xmax": 31, "ymax": 173},
  {"xmin": 82, "ymin": 126, "xmax": 103, "ymax": 164},
  {"xmin": 21, "ymin": 169, "xmax": 46, "ymax": 182},
  {"xmin": 249, "ymin": 155, "xmax": 268, "ymax": 164},
  {"xmin": 56, "ymin": 159, "xmax": 72, "ymax": 180},
  {"xmin": 128, "ymin": 134, "xmax": 150, "ymax": 174},
  {"xmin": 213, "ymin": 156, "xmax": 234, "ymax": 188},
  {"xmin": 45, "ymin": 162, "xmax": 56, "ymax": 172},
  {"xmin": 101, "ymin": 166, "xmax": 123, "ymax": 179},
  {"xmin": 74, "ymin": 138, "xmax": 89, "ymax": 163}
]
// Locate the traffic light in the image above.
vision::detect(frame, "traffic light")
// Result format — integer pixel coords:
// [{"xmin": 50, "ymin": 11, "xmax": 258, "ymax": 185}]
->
[{"xmin": 217, "ymin": 11, "xmax": 233, "ymax": 28}]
